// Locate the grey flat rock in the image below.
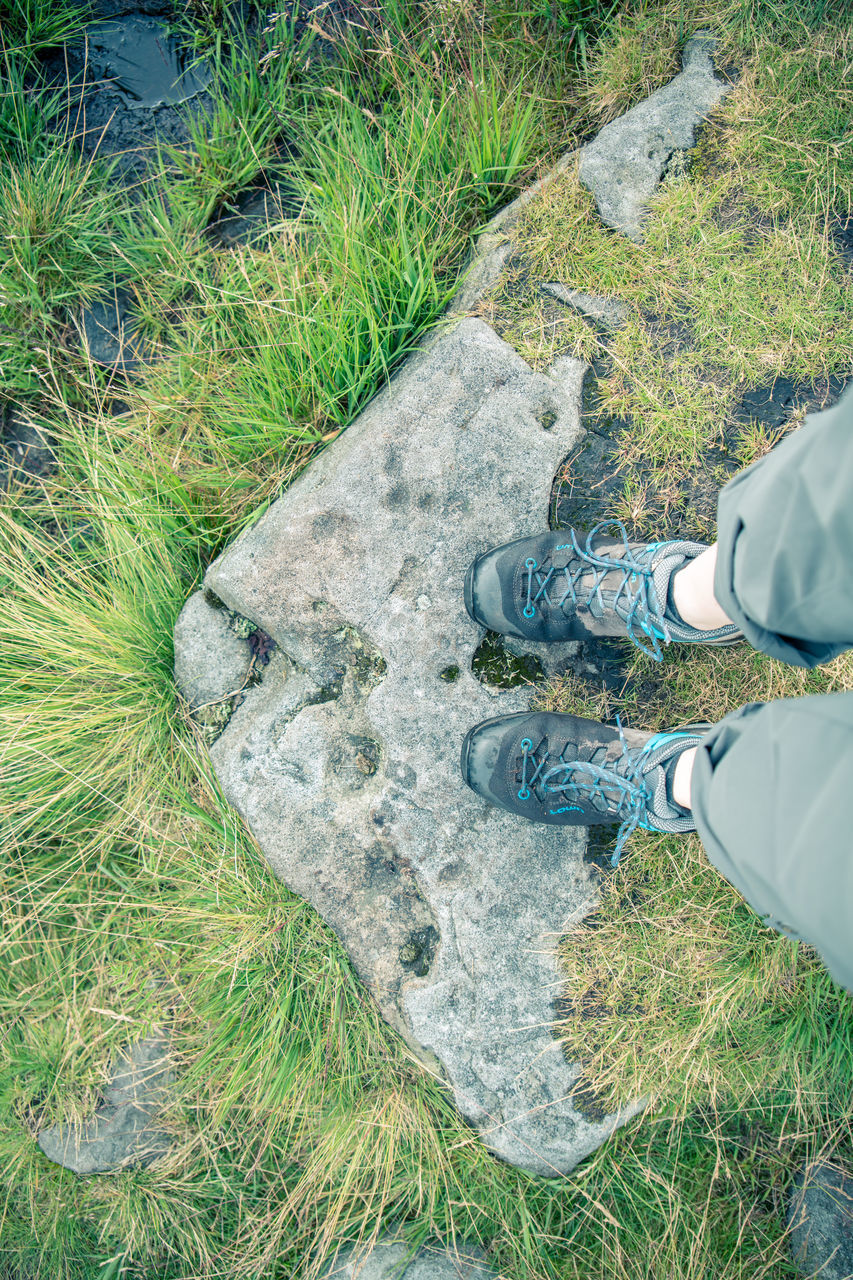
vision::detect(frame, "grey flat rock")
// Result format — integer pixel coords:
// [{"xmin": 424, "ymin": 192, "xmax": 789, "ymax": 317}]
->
[
  {"xmin": 38, "ymin": 1035, "xmax": 174, "ymax": 1175},
  {"xmin": 788, "ymin": 1159, "xmax": 853, "ymax": 1280},
  {"xmin": 540, "ymin": 283, "xmax": 628, "ymax": 332},
  {"xmin": 320, "ymin": 1237, "xmax": 496, "ymax": 1279},
  {"xmin": 578, "ymin": 33, "xmax": 732, "ymax": 240},
  {"xmin": 176, "ymin": 316, "xmax": 638, "ymax": 1174}
]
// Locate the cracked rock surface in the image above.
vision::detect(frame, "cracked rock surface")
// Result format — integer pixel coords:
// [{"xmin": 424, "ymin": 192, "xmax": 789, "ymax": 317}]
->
[
  {"xmin": 38, "ymin": 1035, "xmax": 174, "ymax": 1174},
  {"xmin": 578, "ymin": 34, "xmax": 732, "ymax": 240},
  {"xmin": 175, "ymin": 316, "xmax": 638, "ymax": 1174}
]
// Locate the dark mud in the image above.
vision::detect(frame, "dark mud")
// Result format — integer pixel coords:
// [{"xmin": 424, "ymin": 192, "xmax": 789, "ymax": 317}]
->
[
  {"xmin": 82, "ymin": 284, "xmax": 154, "ymax": 371},
  {"xmin": 831, "ymin": 213, "xmax": 853, "ymax": 269},
  {"xmin": 40, "ymin": 3, "xmax": 215, "ymax": 181},
  {"xmin": 206, "ymin": 169, "xmax": 301, "ymax": 248},
  {"xmin": 0, "ymin": 408, "xmax": 55, "ymax": 490}
]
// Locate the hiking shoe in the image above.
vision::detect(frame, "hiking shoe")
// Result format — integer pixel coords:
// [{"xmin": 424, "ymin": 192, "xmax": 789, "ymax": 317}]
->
[
  {"xmin": 461, "ymin": 710, "xmax": 708, "ymax": 864},
  {"xmin": 464, "ymin": 520, "xmax": 742, "ymax": 660}
]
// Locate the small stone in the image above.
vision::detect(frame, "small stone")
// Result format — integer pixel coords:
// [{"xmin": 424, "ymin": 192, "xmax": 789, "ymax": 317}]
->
[
  {"xmin": 578, "ymin": 33, "xmax": 732, "ymax": 241},
  {"xmin": 540, "ymin": 283, "xmax": 629, "ymax": 332},
  {"xmin": 37, "ymin": 1035, "xmax": 174, "ymax": 1175},
  {"xmin": 173, "ymin": 591, "xmax": 252, "ymax": 712},
  {"xmin": 788, "ymin": 1159, "xmax": 853, "ymax": 1280},
  {"xmin": 355, "ymin": 751, "xmax": 376, "ymax": 776},
  {"xmin": 319, "ymin": 1236, "xmax": 499, "ymax": 1279}
]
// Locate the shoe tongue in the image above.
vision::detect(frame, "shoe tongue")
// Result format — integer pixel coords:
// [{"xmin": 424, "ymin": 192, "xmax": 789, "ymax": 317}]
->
[
  {"xmin": 640, "ymin": 734, "xmax": 696, "ymax": 820},
  {"xmin": 578, "ymin": 547, "xmax": 682, "ymax": 619}
]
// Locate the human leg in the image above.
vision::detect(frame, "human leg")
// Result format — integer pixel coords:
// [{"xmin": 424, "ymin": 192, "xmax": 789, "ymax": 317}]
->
[
  {"xmin": 689, "ymin": 692, "xmax": 853, "ymax": 991},
  {"xmin": 712, "ymin": 382, "xmax": 853, "ymax": 667}
]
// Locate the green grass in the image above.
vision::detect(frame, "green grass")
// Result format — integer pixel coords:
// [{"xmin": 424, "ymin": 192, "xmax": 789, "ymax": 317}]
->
[{"xmin": 1, "ymin": 0, "xmax": 852, "ymax": 1277}]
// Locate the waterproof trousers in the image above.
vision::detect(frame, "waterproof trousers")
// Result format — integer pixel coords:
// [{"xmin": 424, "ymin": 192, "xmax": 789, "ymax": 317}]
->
[{"xmin": 690, "ymin": 384, "xmax": 853, "ymax": 991}]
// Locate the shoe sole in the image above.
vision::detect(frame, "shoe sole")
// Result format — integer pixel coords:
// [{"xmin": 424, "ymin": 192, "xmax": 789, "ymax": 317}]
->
[{"xmin": 463, "ymin": 555, "xmax": 481, "ymax": 625}]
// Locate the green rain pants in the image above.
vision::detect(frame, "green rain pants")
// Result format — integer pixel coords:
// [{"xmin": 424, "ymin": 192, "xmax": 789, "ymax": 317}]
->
[{"xmin": 690, "ymin": 383, "xmax": 853, "ymax": 991}]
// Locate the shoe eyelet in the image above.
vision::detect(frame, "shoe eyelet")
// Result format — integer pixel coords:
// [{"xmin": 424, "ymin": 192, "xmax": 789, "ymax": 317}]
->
[
  {"xmin": 517, "ymin": 788, "xmax": 530, "ymax": 800},
  {"xmin": 522, "ymin": 606, "xmax": 535, "ymax": 619},
  {"xmin": 525, "ymin": 557, "xmax": 537, "ymax": 569},
  {"xmin": 520, "ymin": 738, "xmax": 532, "ymax": 750}
]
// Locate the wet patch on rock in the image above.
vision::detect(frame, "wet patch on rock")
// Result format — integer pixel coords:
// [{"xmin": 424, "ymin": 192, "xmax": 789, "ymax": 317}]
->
[{"xmin": 38, "ymin": 1034, "xmax": 174, "ymax": 1175}]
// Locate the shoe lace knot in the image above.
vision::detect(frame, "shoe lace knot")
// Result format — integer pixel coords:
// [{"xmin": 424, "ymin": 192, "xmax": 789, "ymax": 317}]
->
[{"xmin": 522, "ymin": 520, "xmax": 671, "ymax": 661}]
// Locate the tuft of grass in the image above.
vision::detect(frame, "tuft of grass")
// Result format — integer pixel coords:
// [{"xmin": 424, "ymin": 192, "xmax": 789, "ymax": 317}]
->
[
  {"xmin": 0, "ymin": 0, "xmax": 90, "ymax": 59},
  {"xmin": 555, "ymin": 828, "xmax": 853, "ymax": 1117},
  {"xmin": 173, "ymin": 16, "xmax": 307, "ymax": 223},
  {"xmin": 504, "ymin": 168, "xmax": 852, "ymax": 474}
]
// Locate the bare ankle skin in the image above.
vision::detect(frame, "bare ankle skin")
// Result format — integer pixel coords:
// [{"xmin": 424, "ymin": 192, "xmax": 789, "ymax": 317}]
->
[
  {"xmin": 672, "ymin": 745, "xmax": 697, "ymax": 810},
  {"xmin": 671, "ymin": 544, "xmax": 734, "ymax": 632}
]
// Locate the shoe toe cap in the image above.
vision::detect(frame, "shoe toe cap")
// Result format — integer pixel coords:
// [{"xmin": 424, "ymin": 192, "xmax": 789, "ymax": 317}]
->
[
  {"xmin": 464, "ymin": 547, "xmax": 520, "ymax": 635},
  {"xmin": 461, "ymin": 721, "xmax": 502, "ymax": 798},
  {"xmin": 461, "ymin": 717, "xmax": 512, "ymax": 804}
]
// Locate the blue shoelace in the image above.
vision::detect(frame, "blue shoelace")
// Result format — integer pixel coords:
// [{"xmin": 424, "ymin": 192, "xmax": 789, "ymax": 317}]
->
[
  {"xmin": 522, "ymin": 520, "xmax": 671, "ymax": 661},
  {"xmin": 518, "ymin": 720, "xmax": 653, "ymax": 865}
]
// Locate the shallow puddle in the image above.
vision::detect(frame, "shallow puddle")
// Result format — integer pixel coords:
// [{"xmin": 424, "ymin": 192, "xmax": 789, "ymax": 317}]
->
[{"xmin": 82, "ymin": 15, "xmax": 211, "ymax": 108}]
